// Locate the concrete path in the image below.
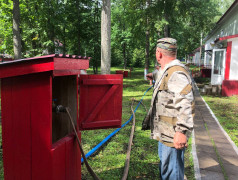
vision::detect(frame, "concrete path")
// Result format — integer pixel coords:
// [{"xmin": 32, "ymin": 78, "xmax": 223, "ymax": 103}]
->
[{"xmin": 193, "ymin": 88, "xmax": 238, "ymax": 180}]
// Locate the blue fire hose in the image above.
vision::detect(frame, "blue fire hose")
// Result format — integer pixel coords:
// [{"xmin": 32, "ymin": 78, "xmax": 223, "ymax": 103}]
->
[{"xmin": 81, "ymin": 85, "xmax": 153, "ymax": 163}]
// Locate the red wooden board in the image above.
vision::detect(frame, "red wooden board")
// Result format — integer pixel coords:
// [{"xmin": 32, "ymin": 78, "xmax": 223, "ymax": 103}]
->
[
  {"xmin": 30, "ymin": 73, "xmax": 52, "ymax": 180},
  {"xmin": 0, "ymin": 54, "xmax": 89, "ymax": 79},
  {"xmin": 79, "ymin": 74, "xmax": 123, "ymax": 130},
  {"xmin": 52, "ymin": 139, "xmax": 66, "ymax": 180},
  {"xmin": 51, "ymin": 133, "xmax": 81, "ymax": 180}
]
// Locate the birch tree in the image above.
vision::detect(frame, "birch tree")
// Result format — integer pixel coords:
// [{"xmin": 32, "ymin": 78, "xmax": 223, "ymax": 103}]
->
[{"xmin": 101, "ymin": 0, "xmax": 111, "ymax": 74}]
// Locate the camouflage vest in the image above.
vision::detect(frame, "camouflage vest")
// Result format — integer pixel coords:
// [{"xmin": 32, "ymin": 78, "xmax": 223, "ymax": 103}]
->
[{"xmin": 151, "ymin": 65, "xmax": 195, "ymax": 147}]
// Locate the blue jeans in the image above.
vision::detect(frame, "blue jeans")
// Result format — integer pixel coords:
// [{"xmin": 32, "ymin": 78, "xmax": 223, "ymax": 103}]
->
[{"xmin": 158, "ymin": 142, "xmax": 185, "ymax": 180}]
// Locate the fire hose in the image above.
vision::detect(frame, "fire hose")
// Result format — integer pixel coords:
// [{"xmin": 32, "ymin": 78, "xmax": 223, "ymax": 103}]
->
[
  {"xmin": 121, "ymin": 99, "xmax": 147, "ymax": 180},
  {"xmin": 66, "ymin": 107, "xmax": 101, "ymax": 180},
  {"xmin": 64, "ymin": 85, "xmax": 152, "ymax": 180}
]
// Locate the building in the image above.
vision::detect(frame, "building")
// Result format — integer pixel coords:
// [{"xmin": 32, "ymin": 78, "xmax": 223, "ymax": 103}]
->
[{"xmin": 204, "ymin": 0, "xmax": 238, "ymax": 96}]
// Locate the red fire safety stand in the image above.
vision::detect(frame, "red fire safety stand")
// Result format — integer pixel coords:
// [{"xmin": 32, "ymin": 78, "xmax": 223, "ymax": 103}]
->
[{"xmin": 0, "ymin": 54, "xmax": 123, "ymax": 180}]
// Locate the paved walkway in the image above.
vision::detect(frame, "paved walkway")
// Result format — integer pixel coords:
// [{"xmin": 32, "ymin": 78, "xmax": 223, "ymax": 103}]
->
[{"xmin": 193, "ymin": 87, "xmax": 238, "ymax": 180}]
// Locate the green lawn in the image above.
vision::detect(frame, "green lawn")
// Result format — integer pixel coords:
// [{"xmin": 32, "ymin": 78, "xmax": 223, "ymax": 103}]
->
[
  {"xmin": 203, "ymin": 95, "xmax": 238, "ymax": 146},
  {"xmin": 81, "ymin": 67, "xmax": 195, "ymax": 179},
  {"xmin": 0, "ymin": 67, "xmax": 195, "ymax": 179}
]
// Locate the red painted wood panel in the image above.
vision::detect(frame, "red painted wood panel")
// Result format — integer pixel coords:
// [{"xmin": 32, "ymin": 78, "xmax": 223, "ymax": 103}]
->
[
  {"xmin": 0, "ymin": 59, "xmax": 54, "ymax": 78},
  {"xmin": 222, "ymin": 80, "xmax": 238, "ymax": 96},
  {"xmin": 65, "ymin": 134, "xmax": 81, "ymax": 180},
  {"xmin": 81, "ymin": 79, "xmax": 122, "ymax": 85},
  {"xmin": 51, "ymin": 133, "xmax": 81, "ymax": 180},
  {"xmin": 2, "ymin": 76, "xmax": 32, "ymax": 179},
  {"xmin": 52, "ymin": 139, "xmax": 66, "ymax": 180},
  {"xmin": 0, "ymin": 56, "xmax": 89, "ymax": 79},
  {"xmin": 224, "ymin": 41, "xmax": 232, "ymax": 80},
  {"xmin": 79, "ymin": 74, "xmax": 123, "ymax": 130},
  {"xmin": 30, "ymin": 73, "xmax": 52, "ymax": 180},
  {"xmin": 53, "ymin": 70, "xmax": 82, "ymax": 76},
  {"xmin": 54, "ymin": 58, "xmax": 89, "ymax": 70}
]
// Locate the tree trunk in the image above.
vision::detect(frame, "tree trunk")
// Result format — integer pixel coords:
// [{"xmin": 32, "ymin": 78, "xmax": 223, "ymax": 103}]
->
[
  {"xmin": 93, "ymin": 0, "xmax": 100, "ymax": 74},
  {"xmin": 144, "ymin": 0, "xmax": 150, "ymax": 80},
  {"xmin": 101, "ymin": 0, "xmax": 111, "ymax": 74},
  {"xmin": 47, "ymin": 0, "xmax": 55, "ymax": 54},
  {"xmin": 164, "ymin": 13, "xmax": 170, "ymax": 37},
  {"xmin": 123, "ymin": 42, "xmax": 127, "ymax": 69},
  {"xmin": 76, "ymin": 0, "xmax": 81, "ymax": 55},
  {"xmin": 13, "ymin": 0, "xmax": 21, "ymax": 59},
  {"xmin": 144, "ymin": 29, "xmax": 150, "ymax": 80},
  {"xmin": 163, "ymin": 1, "xmax": 170, "ymax": 37}
]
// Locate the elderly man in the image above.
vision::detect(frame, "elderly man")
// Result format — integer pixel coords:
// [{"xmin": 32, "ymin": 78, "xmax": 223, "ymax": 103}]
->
[{"xmin": 143, "ymin": 38, "xmax": 194, "ymax": 180}]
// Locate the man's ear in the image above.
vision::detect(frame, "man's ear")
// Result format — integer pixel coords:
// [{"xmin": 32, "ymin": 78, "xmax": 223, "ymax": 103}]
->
[
  {"xmin": 157, "ymin": 50, "xmax": 162, "ymax": 59},
  {"xmin": 159, "ymin": 51, "xmax": 162, "ymax": 58}
]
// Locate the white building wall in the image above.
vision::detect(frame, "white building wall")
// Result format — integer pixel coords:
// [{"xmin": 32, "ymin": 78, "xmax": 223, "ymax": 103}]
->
[
  {"xmin": 229, "ymin": 38, "xmax": 238, "ymax": 80},
  {"xmin": 204, "ymin": 52, "xmax": 212, "ymax": 67},
  {"xmin": 194, "ymin": 52, "xmax": 200, "ymax": 66},
  {"xmin": 205, "ymin": 5, "xmax": 238, "ymax": 51}
]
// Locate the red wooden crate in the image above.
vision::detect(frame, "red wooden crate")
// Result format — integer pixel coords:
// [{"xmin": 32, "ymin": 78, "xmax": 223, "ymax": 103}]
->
[{"xmin": 0, "ymin": 54, "xmax": 123, "ymax": 180}]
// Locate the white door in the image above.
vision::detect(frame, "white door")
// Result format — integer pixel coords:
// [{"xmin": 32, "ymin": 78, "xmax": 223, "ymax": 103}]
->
[{"xmin": 211, "ymin": 49, "xmax": 226, "ymax": 85}]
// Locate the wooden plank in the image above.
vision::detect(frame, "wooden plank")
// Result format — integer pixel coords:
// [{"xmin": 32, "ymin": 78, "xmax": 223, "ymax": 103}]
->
[
  {"xmin": 2, "ymin": 76, "xmax": 32, "ymax": 179},
  {"xmin": 1, "ymin": 78, "xmax": 15, "ymax": 179},
  {"xmin": 0, "ymin": 60, "xmax": 54, "ymax": 78},
  {"xmin": 51, "ymin": 139, "xmax": 66, "ymax": 180},
  {"xmin": 52, "ymin": 76, "xmax": 77, "ymax": 143},
  {"xmin": 82, "ymin": 79, "xmax": 122, "ymax": 85},
  {"xmin": 53, "ymin": 69, "xmax": 81, "ymax": 76},
  {"xmin": 65, "ymin": 136, "xmax": 76, "ymax": 180},
  {"xmin": 54, "ymin": 58, "xmax": 89, "ymax": 70},
  {"xmin": 30, "ymin": 72, "xmax": 52, "ymax": 180},
  {"xmin": 83, "ymin": 84, "xmax": 119, "ymax": 123}
]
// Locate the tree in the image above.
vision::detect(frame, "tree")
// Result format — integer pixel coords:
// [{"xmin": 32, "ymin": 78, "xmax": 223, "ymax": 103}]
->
[
  {"xmin": 101, "ymin": 0, "xmax": 111, "ymax": 74},
  {"xmin": 0, "ymin": 0, "xmax": 13, "ymax": 56},
  {"xmin": 0, "ymin": 0, "xmax": 233, "ymax": 66},
  {"xmin": 13, "ymin": 0, "xmax": 21, "ymax": 59}
]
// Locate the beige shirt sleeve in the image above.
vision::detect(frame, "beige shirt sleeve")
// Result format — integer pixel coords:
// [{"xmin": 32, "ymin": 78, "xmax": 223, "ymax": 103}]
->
[{"xmin": 168, "ymin": 71, "xmax": 194, "ymax": 134}]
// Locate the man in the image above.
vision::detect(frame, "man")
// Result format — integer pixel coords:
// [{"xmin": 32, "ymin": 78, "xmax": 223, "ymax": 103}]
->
[{"xmin": 143, "ymin": 38, "xmax": 194, "ymax": 180}]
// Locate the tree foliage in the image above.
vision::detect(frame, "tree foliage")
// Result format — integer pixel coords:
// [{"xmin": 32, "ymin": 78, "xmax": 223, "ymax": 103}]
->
[{"xmin": 0, "ymin": 0, "xmax": 234, "ymax": 68}]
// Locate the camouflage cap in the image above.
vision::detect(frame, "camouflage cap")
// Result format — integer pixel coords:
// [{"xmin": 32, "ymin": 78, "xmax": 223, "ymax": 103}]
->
[{"xmin": 157, "ymin": 38, "xmax": 177, "ymax": 52}]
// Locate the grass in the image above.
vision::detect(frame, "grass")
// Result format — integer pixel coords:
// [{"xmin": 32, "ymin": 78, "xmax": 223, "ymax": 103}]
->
[
  {"xmin": 81, "ymin": 67, "xmax": 195, "ymax": 179},
  {"xmin": 203, "ymin": 95, "xmax": 238, "ymax": 147},
  {"xmin": 0, "ymin": 67, "xmax": 195, "ymax": 179}
]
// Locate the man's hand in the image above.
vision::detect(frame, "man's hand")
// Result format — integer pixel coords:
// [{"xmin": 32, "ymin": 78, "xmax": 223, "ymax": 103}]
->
[
  {"xmin": 173, "ymin": 131, "xmax": 188, "ymax": 149},
  {"xmin": 146, "ymin": 73, "xmax": 153, "ymax": 80}
]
